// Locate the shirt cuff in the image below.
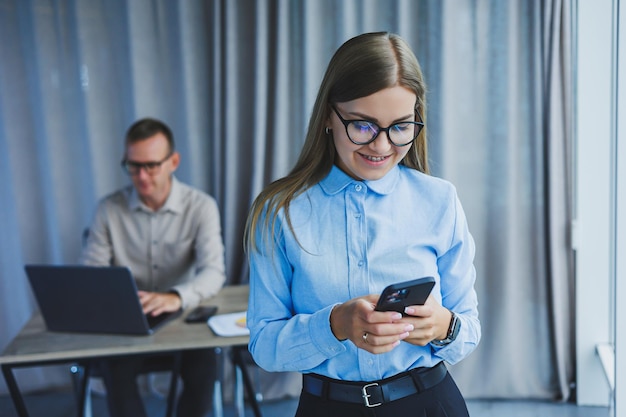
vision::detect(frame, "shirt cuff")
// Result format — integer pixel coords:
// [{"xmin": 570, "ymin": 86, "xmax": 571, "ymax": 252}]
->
[
  {"xmin": 308, "ymin": 303, "xmax": 347, "ymax": 358},
  {"xmin": 169, "ymin": 287, "xmax": 192, "ymax": 310}
]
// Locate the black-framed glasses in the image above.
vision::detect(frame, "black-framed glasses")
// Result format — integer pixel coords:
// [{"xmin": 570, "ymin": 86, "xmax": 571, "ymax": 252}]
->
[
  {"xmin": 331, "ymin": 106, "xmax": 424, "ymax": 146},
  {"xmin": 121, "ymin": 152, "xmax": 173, "ymax": 176}
]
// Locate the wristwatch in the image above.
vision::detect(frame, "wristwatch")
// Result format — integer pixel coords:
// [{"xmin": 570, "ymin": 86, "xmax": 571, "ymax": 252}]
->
[{"xmin": 431, "ymin": 311, "xmax": 460, "ymax": 347}]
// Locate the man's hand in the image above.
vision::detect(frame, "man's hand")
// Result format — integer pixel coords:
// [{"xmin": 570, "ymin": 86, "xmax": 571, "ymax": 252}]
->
[{"xmin": 138, "ymin": 291, "xmax": 182, "ymax": 316}]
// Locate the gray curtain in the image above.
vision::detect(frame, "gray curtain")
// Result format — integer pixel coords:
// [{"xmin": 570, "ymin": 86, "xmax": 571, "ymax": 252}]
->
[{"xmin": 0, "ymin": 0, "xmax": 574, "ymax": 401}]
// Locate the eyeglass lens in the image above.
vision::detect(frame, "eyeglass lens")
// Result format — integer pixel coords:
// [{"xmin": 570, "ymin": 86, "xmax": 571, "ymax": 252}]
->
[
  {"xmin": 123, "ymin": 161, "xmax": 160, "ymax": 175},
  {"xmin": 347, "ymin": 121, "xmax": 421, "ymax": 146},
  {"xmin": 121, "ymin": 153, "xmax": 172, "ymax": 175},
  {"xmin": 332, "ymin": 106, "xmax": 423, "ymax": 146}
]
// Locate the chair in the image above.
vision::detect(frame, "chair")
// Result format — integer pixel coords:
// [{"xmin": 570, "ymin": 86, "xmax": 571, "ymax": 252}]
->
[{"xmin": 70, "ymin": 354, "xmax": 182, "ymax": 417}]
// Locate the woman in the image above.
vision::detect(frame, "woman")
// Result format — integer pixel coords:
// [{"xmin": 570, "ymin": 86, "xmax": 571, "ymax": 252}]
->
[{"xmin": 245, "ymin": 32, "xmax": 480, "ymax": 417}]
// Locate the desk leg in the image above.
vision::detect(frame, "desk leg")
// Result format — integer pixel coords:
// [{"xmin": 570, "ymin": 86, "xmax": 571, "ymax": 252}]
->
[
  {"xmin": 213, "ymin": 347, "xmax": 223, "ymax": 417},
  {"xmin": 234, "ymin": 363, "xmax": 244, "ymax": 417},
  {"xmin": 232, "ymin": 347, "xmax": 263, "ymax": 417},
  {"xmin": 1, "ymin": 364, "xmax": 30, "ymax": 417}
]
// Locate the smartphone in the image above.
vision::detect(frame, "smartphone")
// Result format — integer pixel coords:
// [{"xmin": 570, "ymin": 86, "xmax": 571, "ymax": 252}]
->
[
  {"xmin": 374, "ymin": 276, "xmax": 436, "ymax": 313},
  {"xmin": 184, "ymin": 305, "xmax": 218, "ymax": 323}
]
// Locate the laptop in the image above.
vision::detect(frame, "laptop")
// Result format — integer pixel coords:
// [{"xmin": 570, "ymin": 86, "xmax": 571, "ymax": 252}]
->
[{"xmin": 24, "ymin": 264, "xmax": 182, "ymax": 335}]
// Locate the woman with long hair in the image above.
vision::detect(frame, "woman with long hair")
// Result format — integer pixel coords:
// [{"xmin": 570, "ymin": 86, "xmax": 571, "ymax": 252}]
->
[{"xmin": 245, "ymin": 32, "xmax": 480, "ymax": 416}]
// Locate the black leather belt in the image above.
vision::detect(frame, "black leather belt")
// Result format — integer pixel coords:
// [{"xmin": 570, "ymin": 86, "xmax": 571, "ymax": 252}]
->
[{"xmin": 302, "ymin": 361, "xmax": 447, "ymax": 408}]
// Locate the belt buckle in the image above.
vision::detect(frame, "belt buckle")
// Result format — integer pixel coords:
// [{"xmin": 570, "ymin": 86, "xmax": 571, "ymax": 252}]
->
[{"xmin": 361, "ymin": 382, "xmax": 382, "ymax": 407}]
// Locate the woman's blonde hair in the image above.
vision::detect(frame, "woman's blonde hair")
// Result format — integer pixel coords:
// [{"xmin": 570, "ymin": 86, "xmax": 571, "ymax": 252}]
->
[{"xmin": 245, "ymin": 32, "xmax": 429, "ymax": 253}]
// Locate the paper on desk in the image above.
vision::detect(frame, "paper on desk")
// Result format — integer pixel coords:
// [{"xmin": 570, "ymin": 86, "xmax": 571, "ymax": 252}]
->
[{"xmin": 207, "ymin": 311, "xmax": 249, "ymax": 337}]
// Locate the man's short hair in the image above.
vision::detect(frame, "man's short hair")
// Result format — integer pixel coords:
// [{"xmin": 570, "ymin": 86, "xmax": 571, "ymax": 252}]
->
[{"xmin": 125, "ymin": 118, "xmax": 175, "ymax": 152}]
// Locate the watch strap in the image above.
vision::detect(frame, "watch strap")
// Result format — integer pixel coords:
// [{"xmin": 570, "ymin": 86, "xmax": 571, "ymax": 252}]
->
[{"xmin": 431, "ymin": 311, "xmax": 459, "ymax": 347}]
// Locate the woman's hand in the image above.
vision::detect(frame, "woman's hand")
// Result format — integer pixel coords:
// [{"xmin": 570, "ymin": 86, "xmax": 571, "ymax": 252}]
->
[
  {"xmin": 400, "ymin": 295, "xmax": 451, "ymax": 346},
  {"xmin": 329, "ymin": 295, "xmax": 415, "ymax": 354}
]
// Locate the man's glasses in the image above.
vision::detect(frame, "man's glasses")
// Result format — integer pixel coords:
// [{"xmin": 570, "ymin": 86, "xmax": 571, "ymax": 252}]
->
[
  {"xmin": 121, "ymin": 152, "xmax": 173, "ymax": 176},
  {"xmin": 332, "ymin": 106, "xmax": 424, "ymax": 147}
]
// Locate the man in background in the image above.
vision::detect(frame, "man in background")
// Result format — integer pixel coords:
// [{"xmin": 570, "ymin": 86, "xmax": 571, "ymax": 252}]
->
[{"xmin": 81, "ymin": 117, "xmax": 226, "ymax": 417}]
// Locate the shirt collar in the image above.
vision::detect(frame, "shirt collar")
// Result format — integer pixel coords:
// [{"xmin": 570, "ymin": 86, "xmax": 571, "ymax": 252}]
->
[
  {"xmin": 319, "ymin": 165, "xmax": 400, "ymax": 196},
  {"xmin": 128, "ymin": 176, "xmax": 183, "ymax": 214}
]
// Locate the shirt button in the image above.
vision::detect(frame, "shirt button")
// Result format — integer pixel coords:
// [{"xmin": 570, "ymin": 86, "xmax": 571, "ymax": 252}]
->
[
  {"xmin": 153, "ymin": 265, "xmax": 158, "ymax": 269},
  {"xmin": 355, "ymin": 184, "xmax": 362, "ymax": 191},
  {"xmin": 358, "ymin": 261, "xmax": 364, "ymax": 267}
]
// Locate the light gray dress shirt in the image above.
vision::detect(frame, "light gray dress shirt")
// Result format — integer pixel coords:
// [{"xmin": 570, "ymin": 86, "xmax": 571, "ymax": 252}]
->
[{"xmin": 81, "ymin": 176, "xmax": 226, "ymax": 309}]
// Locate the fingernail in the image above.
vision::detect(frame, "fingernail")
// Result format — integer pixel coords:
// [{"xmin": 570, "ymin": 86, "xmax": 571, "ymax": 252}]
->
[
  {"xmin": 404, "ymin": 307, "xmax": 415, "ymax": 315},
  {"xmin": 392, "ymin": 312, "xmax": 403, "ymax": 320},
  {"xmin": 404, "ymin": 324, "xmax": 414, "ymax": 332}
]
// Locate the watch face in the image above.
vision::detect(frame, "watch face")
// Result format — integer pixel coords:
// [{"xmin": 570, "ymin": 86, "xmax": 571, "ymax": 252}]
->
[{"xmin": 449, "ymin": 313, "xmax": 460, "ymax": 341}]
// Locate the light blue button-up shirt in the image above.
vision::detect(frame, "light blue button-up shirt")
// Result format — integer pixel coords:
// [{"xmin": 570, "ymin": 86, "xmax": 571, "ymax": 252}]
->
[{"xmin": 247, "ymin": 165, "xmax": 480, "ymax": 382}]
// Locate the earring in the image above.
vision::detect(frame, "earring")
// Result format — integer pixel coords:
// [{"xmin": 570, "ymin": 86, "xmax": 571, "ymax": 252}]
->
[{"xmin": 325, "ymin": 127, "xmax": 332, "ymax": 135}]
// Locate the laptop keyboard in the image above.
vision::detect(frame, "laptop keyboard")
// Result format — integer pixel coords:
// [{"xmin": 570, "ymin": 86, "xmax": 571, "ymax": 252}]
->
[{"xmin": 145, "ymin": 311, "xmax": 178, "ymax": 330}]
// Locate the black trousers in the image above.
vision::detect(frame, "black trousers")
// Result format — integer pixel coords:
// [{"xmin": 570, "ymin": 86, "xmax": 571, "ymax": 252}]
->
[
  {"xmin": 98, "ymin": 348, "xmax": 216, "ymax": 417},
  {"xmin": 294, "ymin": 372, "xmax": 470, "ymax": 417}
]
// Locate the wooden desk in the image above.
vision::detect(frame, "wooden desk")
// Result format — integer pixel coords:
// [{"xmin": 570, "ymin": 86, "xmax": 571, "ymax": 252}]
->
[{"xmin": 1, "ymin": 285, "xmax": 252, "ymax": 417}]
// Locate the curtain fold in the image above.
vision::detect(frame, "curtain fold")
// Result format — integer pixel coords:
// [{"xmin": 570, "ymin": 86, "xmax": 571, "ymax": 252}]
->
[
  {"xmin": 542, "ymin": 0, "xmax": 575, "ymax": 400},
  {"xmin": 0, "ymin": 0, "xmax": 574, "ymax": 400}
]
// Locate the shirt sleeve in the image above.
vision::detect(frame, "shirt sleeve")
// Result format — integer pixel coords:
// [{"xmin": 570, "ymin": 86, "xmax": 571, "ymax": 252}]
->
[
  {"xmin": 80, "ymin": 201, "xmax": 114, "ymax": 266},
  {"xmin": 170, "ymin": 196, "xmax": 226, "ymax": 309},
  {"xmin": 431, "ymin": 191, "xmax": 481, "ymax": 364},
  {"xmin": 246, "ymin": 210, "xmax": 347, "ymax": 373}
]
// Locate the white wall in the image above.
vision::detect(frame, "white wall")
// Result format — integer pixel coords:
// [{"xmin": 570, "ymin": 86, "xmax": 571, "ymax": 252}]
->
[
  {"xmin": 613, "ymin": 1, "xmax": 626, "ymax": 415},
  {"xmin": 575, "ymin": 0, "xmax": 614, "ymax": 407}
]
